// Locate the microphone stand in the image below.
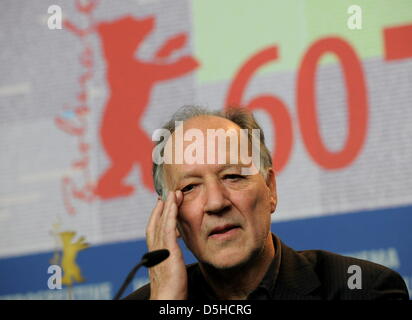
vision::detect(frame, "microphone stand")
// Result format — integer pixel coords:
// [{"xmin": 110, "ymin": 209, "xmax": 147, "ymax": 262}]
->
[
  {"xmin": 113, "ymin": 249, "xmax": 169, "ymax": 300},
  {"xmin": 113, "ymin": 261, "xmax": 145, "ymax": 300}
]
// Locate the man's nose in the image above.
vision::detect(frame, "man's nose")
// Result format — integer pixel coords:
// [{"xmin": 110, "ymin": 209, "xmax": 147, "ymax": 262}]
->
[{"xmin": 204, "ymin": 180, "xmax": 231, "ymax": 215}]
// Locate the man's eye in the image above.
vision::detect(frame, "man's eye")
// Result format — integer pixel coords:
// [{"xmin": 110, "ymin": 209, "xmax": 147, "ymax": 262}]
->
[
  {"xmin": 223, "ymin": 174, "xmax": 244, "ymax": 180},
  {"xmin": 181, "ymin": 184, "xmax": 196, "ymax": 193}
]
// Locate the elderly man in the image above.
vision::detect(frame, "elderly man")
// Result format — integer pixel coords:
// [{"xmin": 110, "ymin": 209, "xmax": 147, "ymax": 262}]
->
[{"xmin": 127, "ymin": 106, "xmax": 408, "ymax": 300}]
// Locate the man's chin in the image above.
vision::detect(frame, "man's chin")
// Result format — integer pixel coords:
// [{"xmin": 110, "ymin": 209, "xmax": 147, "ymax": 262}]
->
[{"xmin": 201, "ymin": 250, "xmax": 253, "ymax": 271}]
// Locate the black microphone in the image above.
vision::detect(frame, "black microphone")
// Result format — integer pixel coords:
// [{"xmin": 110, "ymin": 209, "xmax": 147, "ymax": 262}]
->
[
  {"xmin": 140, "ymin": 249, "xmax": 170, "ymax": 267},
  {"xmin": 113, "ymin": 249, "xmax": 170, "ymax": 300}
]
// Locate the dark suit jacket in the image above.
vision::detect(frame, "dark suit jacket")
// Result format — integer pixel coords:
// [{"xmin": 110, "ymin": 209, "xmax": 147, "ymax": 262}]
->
[{"xmin": 125, "ymin": 240, "xmax": 409, "ymax": 300}]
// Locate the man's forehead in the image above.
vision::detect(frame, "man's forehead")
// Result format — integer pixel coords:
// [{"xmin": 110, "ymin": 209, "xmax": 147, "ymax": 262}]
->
[
  {"xmin": 170, "ymin": 163, "xmax": 244, "ymax": 179},
  {"xmin": 159, "ymin": 114, "xmax": 260, "ymax": 185},
  {"xmin": 163, "ymin": 115, "xmax": 246, "ymax": 161},
  {"xmin": 168, "ymin": 115, "xmax": 245, "ymax": 144},
  {"xmin": 178, "ymin": 115, "xmax": 240, "ymax": 132}
]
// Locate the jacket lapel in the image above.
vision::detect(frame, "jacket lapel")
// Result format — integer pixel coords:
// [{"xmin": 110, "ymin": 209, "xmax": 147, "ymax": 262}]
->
[{"xmin": 272, "ymin": 241, "xmax": 322, "ymax": 300}]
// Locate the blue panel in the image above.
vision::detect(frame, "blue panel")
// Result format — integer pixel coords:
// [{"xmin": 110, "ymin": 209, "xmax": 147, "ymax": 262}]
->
[{"xmin": 0, "ymin": 205, "xmax": 411, "ymax": 299}]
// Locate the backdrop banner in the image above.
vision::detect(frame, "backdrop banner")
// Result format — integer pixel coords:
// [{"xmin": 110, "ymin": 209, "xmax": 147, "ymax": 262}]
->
[{"xmin": 0, "ymin": 0, "xmax": 411, "ymax": 299}]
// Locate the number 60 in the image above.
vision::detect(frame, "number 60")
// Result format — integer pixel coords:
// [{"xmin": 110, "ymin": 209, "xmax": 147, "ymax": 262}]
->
[{"xmin": 226, "ymin": 37, "xmax": 368, "ymax": 172}]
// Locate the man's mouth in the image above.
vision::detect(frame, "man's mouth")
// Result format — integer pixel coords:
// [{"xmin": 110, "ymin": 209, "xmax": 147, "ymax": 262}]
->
[{"xmin": 209, "ymin": 224, "xmax": 240, "ymax": 238}]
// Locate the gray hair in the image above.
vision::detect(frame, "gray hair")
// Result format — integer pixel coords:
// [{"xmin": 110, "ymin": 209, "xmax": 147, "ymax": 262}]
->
[{"xmin": 152, "ymin": 106, "xmax": 273, "ymax": 199}]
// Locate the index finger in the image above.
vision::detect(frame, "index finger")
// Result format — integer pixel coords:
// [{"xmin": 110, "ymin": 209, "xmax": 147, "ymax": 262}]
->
[{"xmin": 146, "ymin": 198, "xmax": 164, "ymax": 236}]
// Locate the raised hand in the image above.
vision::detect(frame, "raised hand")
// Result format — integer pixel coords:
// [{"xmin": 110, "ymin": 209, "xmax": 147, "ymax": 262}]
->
[{"xmin": 146, "ymin": 190, "xmax": 187, "ymax": 299}]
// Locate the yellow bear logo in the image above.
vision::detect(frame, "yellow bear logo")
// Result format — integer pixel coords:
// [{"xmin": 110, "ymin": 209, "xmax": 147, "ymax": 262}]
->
[
  {"xmin": 59, "ymin": 231, "xmax": 89, "ymax": 286},
  {"xmin": 50, "ymin": 228, "xmax": 90, "ymax": 287}
]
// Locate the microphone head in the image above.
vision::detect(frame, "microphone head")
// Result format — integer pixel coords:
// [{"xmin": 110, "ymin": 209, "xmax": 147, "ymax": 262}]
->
[{"xmin": 141, "ymin": 249, "xmax": 170, "ymax": 268}]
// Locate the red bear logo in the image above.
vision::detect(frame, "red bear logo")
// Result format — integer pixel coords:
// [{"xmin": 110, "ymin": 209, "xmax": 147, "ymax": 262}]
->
[{"xmin": 95, "ymin": 16, "xmax": 199, "ymax": 199}]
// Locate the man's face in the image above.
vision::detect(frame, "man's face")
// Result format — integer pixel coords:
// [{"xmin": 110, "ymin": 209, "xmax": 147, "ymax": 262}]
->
[{"xmin": 164, "ymin": 116, "xmax": 277, "ymax": 269}]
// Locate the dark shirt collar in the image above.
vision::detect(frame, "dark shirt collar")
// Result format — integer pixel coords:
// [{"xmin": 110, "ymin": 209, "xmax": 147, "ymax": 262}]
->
[
  {"xmin": 188, "ymin": 233, "xmax": 281, "ymax": 300},
  {"xmin": 247, "ymin": 233, "xmax": 281, "ymax": 299}
]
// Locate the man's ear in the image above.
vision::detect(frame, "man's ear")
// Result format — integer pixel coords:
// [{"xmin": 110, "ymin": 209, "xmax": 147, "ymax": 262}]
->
[{"xmin": 266, "ymin": 168, "xmax": 277, "ymax": 214}]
